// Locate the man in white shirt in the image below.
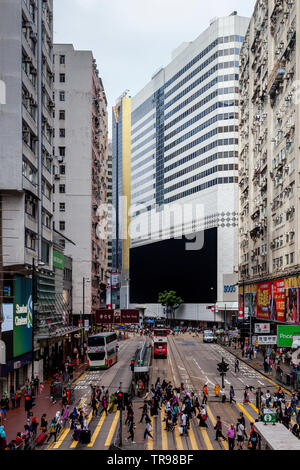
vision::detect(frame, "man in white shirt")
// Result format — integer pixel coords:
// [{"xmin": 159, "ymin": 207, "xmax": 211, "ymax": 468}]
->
[{"xmin": 236, "ymin": 418, "xmax": 245, "ymax": 450}]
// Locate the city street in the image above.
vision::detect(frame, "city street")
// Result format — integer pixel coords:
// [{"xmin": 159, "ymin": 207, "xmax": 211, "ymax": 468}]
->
[{"xmin": 41, "ymin": 333, "xmax": 298, "ymax": 451}]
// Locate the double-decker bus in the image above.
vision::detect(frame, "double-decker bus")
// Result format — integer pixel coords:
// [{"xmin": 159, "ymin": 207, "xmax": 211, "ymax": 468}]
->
[
  {"xmin": 153, "ymin": 328, "xmax": 168, "ymax": 358},
  {"xmin": 87, "ymin": 332, "xmax": 118, "ymax": 369}
]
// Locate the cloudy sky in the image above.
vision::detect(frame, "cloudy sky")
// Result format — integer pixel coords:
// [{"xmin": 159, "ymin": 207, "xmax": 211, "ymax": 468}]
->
[{"xmin": 53, "ymin": 0, "xmax": 256, "ymax": 136}]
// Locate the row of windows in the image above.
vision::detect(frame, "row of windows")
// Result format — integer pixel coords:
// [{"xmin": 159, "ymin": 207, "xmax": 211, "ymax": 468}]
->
[
  {"xmin": 132, "ymin": 132, "xmax": 156, "ymax": 156},
  {"xmin": 164, "ymin": 58, "xmax": 239, "ymax": 113},
  {"xmin": 132, "ymin": 35, "xmax": 243, "ymax": 125},
  {"xmin": 164, "ymin": 86, "xmax": 239, "ymax": 122},
  {"xmin": 132, "ymin": 143, "xmax": 156, "ymax": 164},
  {"xmin": 165, "ymin": 109, "xmax": 238, "ymax": 143},
  {"xmin": 164, "ymin": 139, "xmax": 238, "ymax": 173},
  {"xmin": 165, "ymin": 126, "xmax": 238, "ymax": 160},
  {"xmin": 164, "ymin": 164, "xmax": 237, "ymax": 194},
  {"xmin": 132, "ymin": 122, "xmax": 155, "ymax": 146},
  {"xmin": 165, "ymin": 51, "xmax": 239, "ymax": 100},
  {"xmin": 164, "ymin": 150, "xmax": 238, "ymax": 183},
  {"xmin": 132, "ymin": 163, "xmax": 156, "ymax": 180},
  {"xmin": 132, "ymin": 183, "xmax": 156, "ymax": 201},
  {"xmin": 132, "ymin": 173, "xmax": 155, "ymax": 191},
  {"xmin": 164, "ymin": 177, "xmax": 237, "ymax": 203},
  {"xmin": 132, "ymin": 113, "xmax": 156, "ymax": 137}
]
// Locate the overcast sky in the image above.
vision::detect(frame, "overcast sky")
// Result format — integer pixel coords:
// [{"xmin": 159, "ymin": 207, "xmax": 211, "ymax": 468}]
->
[{"xmin": 53, "ymin": 0, "xmax": 256, "ymax": 136}]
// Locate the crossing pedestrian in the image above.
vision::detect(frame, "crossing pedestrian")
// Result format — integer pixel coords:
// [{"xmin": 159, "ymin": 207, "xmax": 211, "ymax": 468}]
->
[
  {"xmin": 234, "ymin": 359, "xmax": 239, "ymax": 373},
  {"xmin": 229, "ymin": 386, "xmax": 236, "ymax": 404},
  {"xmin": 202, "ymin": 384, "xmax": 208, "ymax": 404},
  {"xmin": 227, "ymin": 424, "xmax": 236, "ymax": 451},
  {"xmin": 139, "ymin": 400, "xmax": 149, "ymax": 423},
  {"xmin": 214, "ymin": 416, "xmax": 226, "ymax": 441},
  {"xmin": 126, "ymin": 416, "xmax": 136, "ymax": 444},
  {"xmin": 236, "ymin": 418, "xmax": 245, "ymax": 450},
  {"xmin": 144, "ymin": 418, "xmax": 153, "ymax": 440}
]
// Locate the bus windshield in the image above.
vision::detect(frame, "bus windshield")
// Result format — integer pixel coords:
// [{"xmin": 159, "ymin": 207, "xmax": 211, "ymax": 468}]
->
[{"xmin": 153, "ymin": 329, "xmax": 168, "ymax": 337}]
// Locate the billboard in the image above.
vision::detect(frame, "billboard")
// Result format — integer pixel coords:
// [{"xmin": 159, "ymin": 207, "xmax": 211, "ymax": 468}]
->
[
  {"xmin": 277, "ymin": 325, "xmax": 300, "ymax": 347},
  {"xmin": 13, "ymin": 276, "xmax": 33, "ymax": 358},
  {"xmin": 53, "ymin": 250, "xmax": 65, "ymax": 270},
  {"xmin": 254, "ymin": 323, "xmax": 270, "ymax": 334},
  {"xmin": 240, "ymin": 277, "xmax": 300, "ymax": 323},
  {"xmin": 95, "ymin": 309, "xmax": 139, "ymax": 324},
  {"xmin": 1, "ymin": 304, "xmax": 13, "ymax": 332}
]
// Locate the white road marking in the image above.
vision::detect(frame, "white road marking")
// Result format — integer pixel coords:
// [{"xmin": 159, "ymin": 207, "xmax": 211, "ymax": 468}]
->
[
  {"xmin": 238, "ymin": 378, "xmax": 245, "ymax": 383},
  {"xmin": 224, "ymin": 379, "xmax": 231, "ymax": 385},
  {"xmin": 257, "ymin": 380, "xmax": 265, "ymax": 386}
]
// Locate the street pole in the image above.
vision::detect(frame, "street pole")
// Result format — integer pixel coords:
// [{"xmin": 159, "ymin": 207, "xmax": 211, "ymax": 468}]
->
[
  {"xmin": 82, "ymin": 277, "xmax": 85, "ymax": 349},
  {"xmin": 119, "ymin": 381, "xmax": 122, "ymax": 447},
  {"xmin": 31, "ymin": 258, "xmax": 35, "ymax": 381}
]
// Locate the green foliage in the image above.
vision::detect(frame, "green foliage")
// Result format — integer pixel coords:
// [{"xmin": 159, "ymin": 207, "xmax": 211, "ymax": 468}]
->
[{"xmin": 158, "ymin": 290, "xmax": 183, "ymax": 310}]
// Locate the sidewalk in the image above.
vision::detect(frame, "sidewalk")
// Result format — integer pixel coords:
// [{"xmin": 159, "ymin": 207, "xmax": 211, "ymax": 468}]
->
[
  {"xmin": 218, "ymin": 341, "xmax": 297, "ymax": 393},
  {"xmin": 2, "ymin": 362, "xmax": 87, "ymax": 444}
]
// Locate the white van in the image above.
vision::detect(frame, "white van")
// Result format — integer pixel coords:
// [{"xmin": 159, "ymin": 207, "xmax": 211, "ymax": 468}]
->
[{"xmin": 203, "ymin": 330, "xmax": 214, "ymax": 343}]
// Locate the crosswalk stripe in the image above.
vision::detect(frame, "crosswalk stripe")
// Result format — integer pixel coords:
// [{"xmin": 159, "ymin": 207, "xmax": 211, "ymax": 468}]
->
[
  {"xmin": 237, "ymin": 402, "xmax": 256, "ymax": 423},
  {"xmin": 200, "ymin": 428, "xmax": 213, "ymax": 450},
  {"xmin": 174, "ymin": 423, "xmax": 184, "ymax": 450},
  {"xmin": 160, "ymin": 407, "xmax": 168, "ymax": 450},
  {"xmin": 87, "ymin": 412, "xmax": 106, "ymax": 447},
  {"xmin": 206, "ymin": 405, "xmax": 228, "ymax": 450},
  {"xmin": 104, "ymin": 411, "xmax": 120, "ymax": 447},
  {"xmin": 70, "ymin": 409, "xmax": 93, "ymax": 448},
  {"xmin": 147, "ymin": 416, "xmax": 154, "ymax": 450},
  {"xmin": 188, "ymin": 422, "xmax": 199, "ymax": 450},
  {"xmin": 249, "ymin": 403, "xmax": 259, "ymax": 415},
  {"xmin": 52, "ymin": 397, "xmax": 87, "ymax": 450}
]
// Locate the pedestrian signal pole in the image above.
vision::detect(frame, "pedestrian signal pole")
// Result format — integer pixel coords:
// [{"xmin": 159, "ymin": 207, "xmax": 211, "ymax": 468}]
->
[
  {"xmin": 217, "ymin": 357, "xmax": 229, "ymax": 389},
  {"xmin": 117, "ymin": 382, "xmax": 123, "ymax": 447}
]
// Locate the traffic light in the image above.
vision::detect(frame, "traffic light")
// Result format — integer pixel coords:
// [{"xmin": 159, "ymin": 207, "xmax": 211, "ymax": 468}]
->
[
  {"xmin": 117, "ymin": 391, "xmax": 124, "ymax": 410},
  {"xmin": 223, "ymin": 361, "xmax": 229, "ymax": 373},
  {"xmin": 25, "ymin": 395, "xmax": 32, "ymax": 412},
  {"xmin": 123, "ymin": 392, "xmax": 129, "ymax": 407},
  {"xmin": 217, "ymin": 362, "xmax": 225, "ymax": 373},
  {"xmin": 130, "ymin": 360, "xmax": 134, "ymax": 372},
  {"xmin": 31, "ymin": 394, "xmax": 36, "ymax": 407},
  {"xmin": 217, "ymin": 359, "xmax": 229, "ymax": 374}
]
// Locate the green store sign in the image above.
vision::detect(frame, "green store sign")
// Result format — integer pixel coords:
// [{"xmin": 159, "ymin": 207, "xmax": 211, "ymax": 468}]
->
[
  {"xmin": 53, "ymin": 250, "xmax": 65, "ymax": 270},
  {"xmin": 277, "ymin": 325, "xmax": 300, "ymax": 347}
]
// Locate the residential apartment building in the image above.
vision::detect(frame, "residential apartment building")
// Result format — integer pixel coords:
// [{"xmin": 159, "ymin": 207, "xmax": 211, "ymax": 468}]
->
[
  {"xmin": 112, "ymin": 93, "xmax": 131, "ymax": 309},
  {"xmin": 0, "ymin": 0, "xmax": 57, "ymax": 390},
  {"xmin": 238, "ymin": 0, "xmax": 300, "ymax": 325},
  {"xmin": 53, "ymin": 44, "xmax": 109, "ymax": 323},
  {"xmin": 129, "ymin": 13, "xmax": 249, "ymax": 325}
]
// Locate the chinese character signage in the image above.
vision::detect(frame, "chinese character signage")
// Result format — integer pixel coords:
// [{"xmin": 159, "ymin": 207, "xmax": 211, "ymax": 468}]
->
[{"xmin": 95, "ymin": 309, "xmax": 139, "ymax": 324}]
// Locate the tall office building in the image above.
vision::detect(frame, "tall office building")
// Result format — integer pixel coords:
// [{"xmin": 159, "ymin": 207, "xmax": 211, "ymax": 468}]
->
[
  {"xmin": 130, "ymin": 13, "xmax": 249, "ymax": 325},
  {"xmin": 112, "ymin": 93, "xmax": 131, "ymax": 308},
  {"xmin": 239, "ymin": 0, "xmax": 300, "ymax": 325},
  {"xmin": 0, "ymin": 0, "xmax": 57, "ymax": 390},
  {"xmin": 53, "ymin": 44, "xmax": 109, "ymax": 323}
]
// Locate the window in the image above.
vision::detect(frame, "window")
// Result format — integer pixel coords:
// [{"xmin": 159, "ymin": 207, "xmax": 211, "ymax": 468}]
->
[
  {"xmin": 60, "ymin": 239, "xmax": 65, "ymax": 248},
  {"xmin": 25, "ymin": 230, "xmax": 36, "ymax": 250},
  {"xmin": 59, "ymin": 221, "xmax": 65, "ymax": 231},
  {"xmin": 59, "ymin": 110, "xmax": 65, "ymax": 120},
  {"xmin": 59, "ymin": 91, "xmax": 65, "ymax": 101},
  {"xmin": 59, "ymin": 203, "xmax": 65, "ymax": 212},
  {"xmin": 59, "ymin": 73, "xmax": 65, "ymax": 83},
  {"xmin": 290, "ymin": 252, "xmax": 294, "ymax": 264},
  {"xmin": 53, "ymin": 202, "xmax": 55, "ymax": 212},
  {"xmin": 60, "ymin": 55, "xmax": 65, "ymax": 64},
  {"xmin": 59, "ymin": 128, "xmax": 65, "ymax": 137},
  {"xmin": 59, "ymin": 165, "xmax": 65, "ymax": 175},
  {"xmin": 41, "ymin": 241, "xmax": 50, "ymax": 265},
  {"xmin": 59, "ymin": 184, "xmax": 65, "ymax": 193},
  {"xmin": 59, "ymin": 146, "xmax": 65, "ymax": 157}
]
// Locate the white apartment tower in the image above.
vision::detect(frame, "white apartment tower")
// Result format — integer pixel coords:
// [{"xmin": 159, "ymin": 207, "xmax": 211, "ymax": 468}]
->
[
  {"xmin": 238, "ymin": 0, "xmax": 300, "ymax": 325},
  {"xmin": 130, "ymin": 14, "xmax": 249, "ymax": 325},
  {"xmin": 53, "ymin": 45, "xmax": 109, "ymax": 322}
]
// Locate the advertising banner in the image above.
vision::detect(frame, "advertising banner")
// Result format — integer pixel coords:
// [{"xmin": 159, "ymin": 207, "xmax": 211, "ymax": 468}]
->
[
  {"xmin": 277, "ymin": 325, "xmax": 300, "ymax": 347},
  {"xmin": 95, "ymin": 309, "xmax": 139, "ymax": 324},
  {"xmin": 257, "ymin": 335, "xmax": 277, "ymax": 345},
  {"xmin": 13, "ymin": 276, "xmax": 33, "ymax": 358},
  {"xmin": 254, "ymin": 323, "xmax": 270, "ymax": 334},
  {"xmin": 284, "ymin": 276, "xmax": 299, "ymax": 323},
  {"xmin": 111, "ymin": 273, "xmax": 121, "ymax": 290},
  {"xmin": 2, "ymin": 304, "xmax": 13, "ymax": 332},
  {"xmin": 238, "ymin": 284, "xmax": 257, "ymax": 320},
  {"xmin": 257, "ymin": 282, "xmax": 270, "ymax": 320}
]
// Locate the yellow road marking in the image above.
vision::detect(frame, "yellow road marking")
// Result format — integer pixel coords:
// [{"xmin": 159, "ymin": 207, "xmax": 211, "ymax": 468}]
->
[
  {"xmin": 174, "ymin": 421, "xmax": 183, "ymax": 450},
  {"xmin": 200, "ymin": 428, "xmax": 213, "ymax": 450},
  {"xmin": 104, "ymin": 411, "xmax": 120, "ymax": 447},
  {"xmin": 206, "ymin": 405, "xmax": 228, "ymax": 450},
  {"xmin": 87, "ymin": 412, "xmax": 106, "ymax": 447},
  {"xmin": 52, "ymin": 398, "xmax": 87, "ymax": 449},
  {"xmin": 237, "ymin": 402, "xmax": 256, "ymax": 424},
  {"xmin": 161, "ymin": 407, "xmax": 168, "ymax": 450},
  {"xmin": 188, "ymin": 423, "xmax": 199, "ymax": 450},
  {"xmin": 70, "ymin": 409, "xmax": 93, "ymax": 448},
  {"xmin": 147, "ymin": 416, "xmax": 154, "ymax": 450},
  {"xmin": 73, "ymin": 370, "xmax": 88, "ymax": 385}
]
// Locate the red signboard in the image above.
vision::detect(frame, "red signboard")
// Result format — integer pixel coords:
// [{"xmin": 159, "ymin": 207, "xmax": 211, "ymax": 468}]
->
[
  {"xmin": 95, "ymin": 309, "xmax": 139, "ymax": 324},
  {"xmin": 257, "ymin": 282, "xmax": 270, "ymax": 320},
  {"xmin": 211, "ymin": 306, "xmax": 215, "ymax": 313},
  {"xmin": 257, "ymin": 280, "xmax": 287, "ymax": 321}
]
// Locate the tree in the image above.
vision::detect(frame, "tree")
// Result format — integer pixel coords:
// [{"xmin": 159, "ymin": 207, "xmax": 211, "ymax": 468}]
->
[{"xmin": 158, "ymin": 291, "xmax": 183, "ymax": 327}]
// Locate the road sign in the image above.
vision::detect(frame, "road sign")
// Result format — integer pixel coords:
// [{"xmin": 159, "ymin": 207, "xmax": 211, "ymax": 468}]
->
[{"xmin": 263, "ymin": 409, "xmax": 276, "ymax": 424}]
